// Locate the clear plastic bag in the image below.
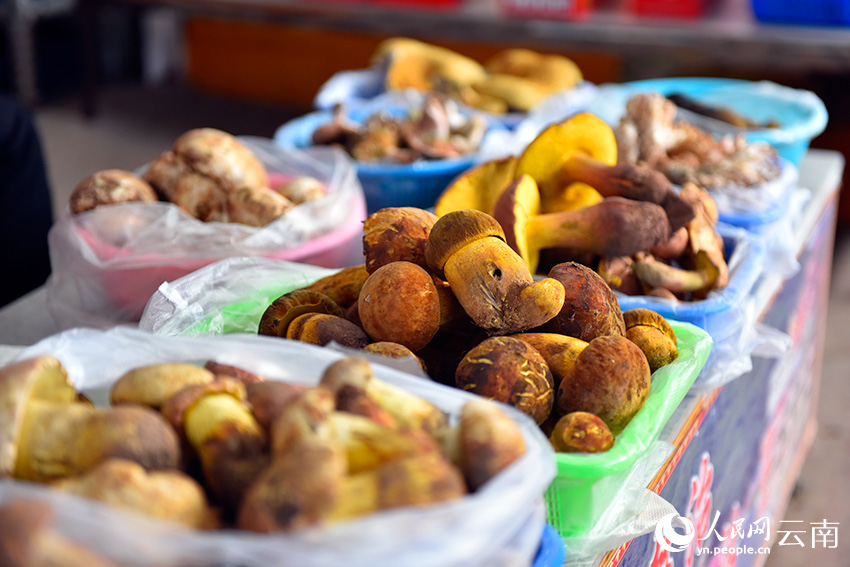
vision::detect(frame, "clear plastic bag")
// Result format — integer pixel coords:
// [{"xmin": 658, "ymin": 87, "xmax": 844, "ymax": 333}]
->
[
  {"xmin": 46, "ymin": 142, "xmax": 366, "ymax": 330},
  {"xmin": 9, "ymin": 327, "xmax": 556, "ymax": 567}
]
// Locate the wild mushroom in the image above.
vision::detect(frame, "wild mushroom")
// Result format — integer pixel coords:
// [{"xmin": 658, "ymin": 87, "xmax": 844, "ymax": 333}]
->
[
  {"xmin": 434, "ymin": 156, "xmax": 519, "ymax": 218},
  {"xmin": 258, "ymin": 289, "xmax": 345, "ymax": 338},
  {"xmin": 425, "ymin": 209, "xmax": 565, "ymax": 335},
  {"xmin": 304, "ymin": 264, "xmax": 370, "ymax": 309},
  {"xmin": 273, "ymin": 176, "xmax": 327, "ymax": 205},
  {"xmin": 631, "ymin": 182, "xmax": 728, "ymax": 298},
  {"xmin": 0, "ymin": 357, "xmax": 180, "ymax": 483},
  {"xmin": 311, "ymin": 103, "xmax": 364, "ymax": 147},
  {"xmin": 203, "ymin": 361, "xmax": 266, "ymax": 386},
  {"xmin": 517, "ymin": 113, "xmax": 694, "ymax": 228},
  {"xmin": 557, "ymin": 336, "xmax": 651, "ymax": 433},
  {"xmin": 550, "ymin": 412, "xmax": 614, "ymax": 453},
  {"xmin": 363, "ymin": 207, "xmax": 438, "ymax": 274},
  {"xmin": 540, "ymin": 261, "xmax": 627, "ymax": 342},
  {"xmin": 69, "ymin": 170, "xmax": 158, "ymax": 215},
  {"xmin": 449, "ymin": 399, "xmax": 526, "ymax": 491},
  {"xmin": 245, "ymin": 380, "xmax": 309, "ymax": 432},
  {"xmin": 455, "ymin": 336, "xmax": 554, "ymax": 425},
  {"xmin": 287, "ymin": 313, "xmax": 372, "ymax": 350},
  {"xmin": 327, "ymin": 452, "xmax": 466, "ymax": 523},
  {"xmin": 357, "ymin": 261, "xmax": 441, "ymax": 352},
  {"xmin": 319, "ymin": 357, "xmax": 447, "ymax": 437},
  {"xmin": 52, "ymin": 459, "xmax": 219, "ymax": 529},
  {"xmin": 161, "ymin": 379, "xmax": 268, "ymax": 511},
  {"xmin": 110, "ymin": 362, "xmax": 215, "ymax": 409},
  {"xmin": 509, "ymin": 332, "xmax": 588, "ymax": 388},
  {"xmin": 492, "ymin": 174, "xmax": 671, "ymax": 273},
  {"xmin": 623, "ymin": 308, "xmax": 679, "ymax": 372},
  {"xmin": 226, "ymin": 184, "xmax": 294, "ymax": 227},
  {"xmin": 362, "ymin": 342, "xmax": 428, "ymax": 373}
]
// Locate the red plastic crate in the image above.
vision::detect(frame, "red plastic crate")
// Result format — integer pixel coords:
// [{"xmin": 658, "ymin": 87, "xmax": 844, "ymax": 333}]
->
[
  {"xmin": 632, "ymin": 0, "xmax": 706, "ymax": 18},
  {"xmin": 500, "ymin": 0, "xmax": 592, "ymax": 21}
]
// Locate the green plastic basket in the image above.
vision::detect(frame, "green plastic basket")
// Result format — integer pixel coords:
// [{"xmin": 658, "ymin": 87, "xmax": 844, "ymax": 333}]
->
[{"xmin": 545, "ymin": 321, "xmax": 712, "ymax": 537}]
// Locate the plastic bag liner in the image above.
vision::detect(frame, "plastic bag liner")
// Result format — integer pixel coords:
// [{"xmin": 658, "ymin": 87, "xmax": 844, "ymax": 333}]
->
[
  {"xmin": 545, "ymin": 322, "xmax": 712, "ymax": 538},
  {"xmin": 311, "ymin": 63, "xmax": 598, "ymax": 130},
  {"xmin": 616, "ymin": 224, "xmax": 791, "ymax": 393},
  {"xmin": 562, "ymin": 441, "xmax": 677, "ymax": 565},
  {"xmin": 11, "ymin": 328, "xmax": 556, "ymax": 567},
  {"xmin": 46, "ymin": 141, "xmax": 366, "ymax": 331}
]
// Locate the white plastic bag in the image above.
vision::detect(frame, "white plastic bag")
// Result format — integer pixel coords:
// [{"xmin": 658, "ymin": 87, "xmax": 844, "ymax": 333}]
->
[
  {"xmin": 10, "ymin": 327, "xmax": 556, "ymax": 567},
  {"xmin": 46, "ymin": 142, "xmax": 366, "ymax": 330}
]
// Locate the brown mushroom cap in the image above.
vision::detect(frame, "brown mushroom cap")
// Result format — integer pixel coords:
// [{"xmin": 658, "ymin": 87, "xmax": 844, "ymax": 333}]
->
[
  {"xmin": 246, "ymin": 381, "xmax": 309, "ymax": 431},
  {"xmin": 69, "ymin": 169, "xmax": 158, "ymax": 215},
  {"xmin": 358, "ymin": 261, "xmax": 441, "ymax": 352},
  {"xmin": 455, "ymin": 336, "xmax": 554, "ymax": 424},
  {"xmin": 550, "ymin": 411, "xmax": 614, "ymax": 453},
  {"xmin": 557, "ymin": 335, "xmax": 651, "ymax": 432},
  {"xmin": 0, "ymin": 357, "xmax": 77, "ymax": 476},
  {"xmin": 259, "ymin": 289, "xmax": 345, "ymax": 338},
  {"xmin": 425, "ymin": 209, "xmax": 506, "ymax": 273},
  {"xmin": 304, "ymin": 265, "xmax": 370, "ymax": 309},
  {"xmin": 226, "ymin": 184, "xmax": 294, "ymax": 227},
  {"xmin": 623, "ymin": 308, "xmax": 679, "ymax": 372},
  {"xmin": 363, "ymin": 207, "xmax": 439, "ymax": 274},
  {"xmin": 110, "ymin": 363, "xmax": 215, "ymax": 410},
  {"xmin": 541, "ymin": 261, "xmax": 626, "ymax": 342},
  {"xmin": 286, "ymin": 313, "xmax": 371, "ymax": 349}
]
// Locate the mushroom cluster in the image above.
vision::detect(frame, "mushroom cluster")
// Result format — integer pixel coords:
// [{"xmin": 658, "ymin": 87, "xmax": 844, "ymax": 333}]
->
[
  {"xmin": 373, "ymin": 38, "xmax": 584, "ymax": 114},
  {"xmin": 615, "ymin": 92, "xmax": 782, "ymax": 189},
  {"xmin": 311, "ymin": 94, "xmax": 487, "ymax": 163},
  {"xmin": 69, "ymin": 128, "xmax": 327, "ymax": 227},
  {"xmin": 0, "ymin": 354, "xmax": 525, "ymax": 541},
  {"xmin": 258, "ymin": 206, "xmax": 681, "ymax": 453},
  {"xmin": 435, "ymin": 112, "xmax": 730, "ymax": 301}
]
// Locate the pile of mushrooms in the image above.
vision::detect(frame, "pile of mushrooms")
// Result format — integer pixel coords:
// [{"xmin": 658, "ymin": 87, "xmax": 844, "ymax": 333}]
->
[
  {"xmin": 258, "ymin": 205, "xmax": 681, "ymax": 453},
  {"xmin": 373, "ymin": 38, "xmax": 584, "ymax": 114},
  {"xmin": 68, "ymin": 128, "xmax": 327, "ymax": 227},
  {"xmin": 311, "ymin": 94, "xmax": 487, "ymax": 163},
  {"xmin": 615, "ymin": 91, "xmax": 782, "ymax": 189},
  {"xmin": 0, "ymin": 353, "xmax": 525, "ymax": 555},
  {"xmin": 435, "ymin": 112, "xmax": 730, "ymax": 300}
]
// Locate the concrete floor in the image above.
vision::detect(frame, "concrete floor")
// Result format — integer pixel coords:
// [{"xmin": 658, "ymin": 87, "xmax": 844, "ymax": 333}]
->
[{"xmin": 30, "ymin": 84, "xmax": 850, "ymax": 567}]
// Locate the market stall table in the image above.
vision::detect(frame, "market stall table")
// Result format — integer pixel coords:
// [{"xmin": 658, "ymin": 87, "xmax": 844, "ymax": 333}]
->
[{"xmin": 0, "ymin": 150, "xmax": 843, "ymax": 567}]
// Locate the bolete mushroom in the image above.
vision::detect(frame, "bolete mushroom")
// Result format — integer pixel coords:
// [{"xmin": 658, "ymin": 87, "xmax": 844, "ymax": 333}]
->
[
  {"xmin": 1, "ymin": 357, "xmax": 180, "ymax": 483},
  {"xmin": 550, "ymin": 412, "xmax": 614, "ymax": 453},
  {"xmin": 455, "ymin": 336, "xmax": 554, "ymax": 425},
  {"xmin": 425, "ymin": 209, "xmax": 565, "ymax": 335},
  {"xmin": 161, "ymin": 379, "xmax": 268, "ymax": 511},
  {"xmin": 357, "ymin": 261, "xmax": 441, "ymax": 352},
  {"xmin": 510, "ymin": 332, "xmax": 588, "ymax": 388},
  {"xmin": 69, "ymin": 169, "xmax": 158, "ymax": 215},
  {"xmin": 363, "ymin": 207, "xmax": 438, "ymax": 274},
  {"xmin": 452, "ymin": 399, "xmax": 526, "ymax": 491},
  {"xmin": 540, "ymin": 261, "xmax": 627, "ymax": 342},
  {"xmin": 287, "ymin": 313, "xmax": 371, "ymax": 349},
  {"xmin": 319, "ymin": 357, "xmax": 447, "ymax": 437},
  {"xmin": 623, "ymin": 308, "xmax": 679, "ymax": 372},
  {"xmin": 557, "ymin": 336, "xmax": 651, "ymax": 433},
  {"xmin": 516, "ymin": 113, "xmax": 695, "ymax": 231},
  {"xmin": 110, "ymin": 362, "xmax": 215, "ymax": 410},
  {"xmin": 258, "ymin": 289, "xmax": 345, "ymax": 338},
  {"xmin": 492, "ymin": 174, "xmax": 671, "ymax": 273},
  {"xmin": 304, "ymin": 264, "xmax": 370, "ymax": 309},
  {"xmin": 52, "ymin": 459, "xmax": 219, "ymax": 529}
]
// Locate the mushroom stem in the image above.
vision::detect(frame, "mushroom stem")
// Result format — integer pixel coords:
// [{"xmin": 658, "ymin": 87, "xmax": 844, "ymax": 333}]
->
[
  {"xmin": 525, "ymin": 198, "xmax": 671, "ymax": 258},
  {"xmin": 443, "ymin": 237, "xmax": 564, "ymax": 334},
  {"xmin": 560, "ymin": 154, "xmax": 695, "ymax": 232},
  {"xmin": 632, "ymin": 255, "xmax": 712, "ymax": 293}
]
